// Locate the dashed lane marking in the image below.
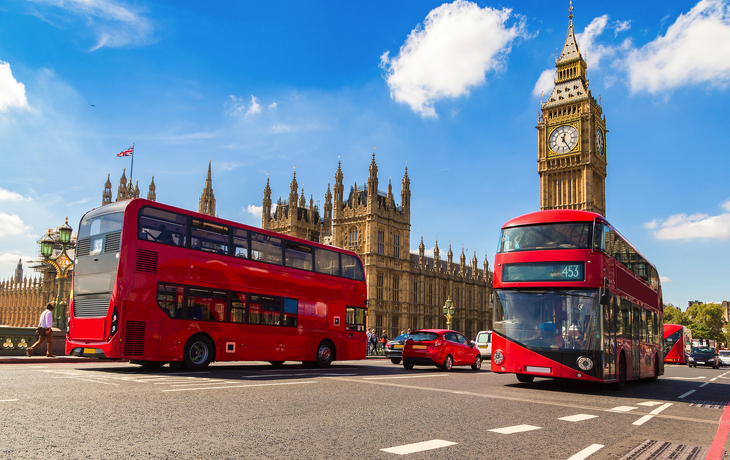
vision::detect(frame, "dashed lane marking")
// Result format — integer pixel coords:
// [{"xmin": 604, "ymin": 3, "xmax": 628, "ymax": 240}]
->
[
  {"xmin": 700, "ymin": 382, "xmax": 710, "ymax": 387},
  {"xmin": 607, "ymin": 406, "xmax": 638, "ymax": 412},
  {"xmin": 637, "ymin": 401, "xmax": 663, "ymax": 407},
  {"xmin": 678, "ymin": 390, "xmax": 697, "ymax": 399},
  {"xmin": 363, "ymin": 374, "xmax": 448, "ymax": 380},
  {"xmin": 489, "ymin": 424, "xmax": 541, "ymax": 434},
  {"xmin": 666, "ymin": 376, "xmax": 706, "ymax": 380},
  {"xmin": 161, "ymin": 380, "xmax": 318, "ymax": 392},
  {"xmin": 632, "ymin": 403, "xmax": 672, "ymax": 426},
  {"xmin": 559, "ymin": 414, "xmax": 599, "ymax": 422},
  {"xmin": 633, "ymin": 415, "xmax": 654, "ymax": 426},
  {"xmin": 381, "ymin": 440, "xmax": 457, "ymax": 455},
  {"xmin": 0, "ymin": 399, "xmax": 19, "ymax": 402},
  {"xmin": 566, "ymin": 444, "xmax": 604, "ymax": 460}
]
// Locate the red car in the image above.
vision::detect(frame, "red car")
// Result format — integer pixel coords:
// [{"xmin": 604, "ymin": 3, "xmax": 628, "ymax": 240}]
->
[{"xmin": 402, "ymin": 329, "xmax": 482, "ymax": 371}]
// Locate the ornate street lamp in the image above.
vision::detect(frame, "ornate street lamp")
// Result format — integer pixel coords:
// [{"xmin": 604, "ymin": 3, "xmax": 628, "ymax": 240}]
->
[
  {"xmin": 38, "ymin": 218, "xmax": 75, "ymax": 330},
  {"xmin": 443, "ymin": 298, "xmax": 455, "ymax": 330}
]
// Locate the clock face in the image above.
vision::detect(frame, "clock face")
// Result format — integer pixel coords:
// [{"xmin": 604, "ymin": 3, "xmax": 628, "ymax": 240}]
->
[
  {"xmin": 596, "ymin": 127, "xmax": 605, "ymax": 156},
  {"xmin": 548, "ymin": 125, "xmax": 578, "ymax": 154}
]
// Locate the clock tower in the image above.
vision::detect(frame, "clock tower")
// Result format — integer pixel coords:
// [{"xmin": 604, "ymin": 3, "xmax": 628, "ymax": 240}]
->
[{"xmin": 537, "ymin": 4, "xmax": 607, "ymax": 216}]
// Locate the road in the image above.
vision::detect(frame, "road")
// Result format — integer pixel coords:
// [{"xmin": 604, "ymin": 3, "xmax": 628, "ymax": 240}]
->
[{"xmin": 1, "ymin": 359, "xmax": 728, "ymax": 459}]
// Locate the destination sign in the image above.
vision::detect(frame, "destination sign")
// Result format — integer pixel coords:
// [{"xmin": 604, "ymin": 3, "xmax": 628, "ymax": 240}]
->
[{"xmin": 502, "ymin": 262, "xmax": 585, "ymax": 282}]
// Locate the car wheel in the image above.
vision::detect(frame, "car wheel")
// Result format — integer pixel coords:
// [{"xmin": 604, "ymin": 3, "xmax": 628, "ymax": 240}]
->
[
  {"xmin": 516, "ymin": 374, "xmax": 534, "ymax": 383},
  {"xmin": 403, "ymin": 361, "xmax": 414, "ymax": 370},
  {"xmin": 316, "ymin": 341, "xmax": 334, "ymax": 368},
  {"xmin": 472, "ymin": 355, "xmax": 482, "ymax": 371},
  {"xmin": 440, "ymin": 355, "xmax": 453, "ymax": 371},
  {"xmin": 183, "ymin": 335, "xmax": 214, "ymax": 371},
  {"xmin": 614, "ymin": 353, "xmax": 626, "ymax": 391},
  {"xmin": 390, "ymin": 358, "xmax": 401, "ymax": 365}
]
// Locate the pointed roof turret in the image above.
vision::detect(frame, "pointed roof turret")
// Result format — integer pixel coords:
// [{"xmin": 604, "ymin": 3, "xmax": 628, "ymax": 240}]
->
[
  {"xmin": 199, "ymin": 160, "xmax": 216, "ymax": 216},
  {"xmin": 147, "ymin": 176, "xmax": 156, "ymax": 201},
  {"xmin": 557, "ymin": 2, "xmax": 582, "ymax": 65}
]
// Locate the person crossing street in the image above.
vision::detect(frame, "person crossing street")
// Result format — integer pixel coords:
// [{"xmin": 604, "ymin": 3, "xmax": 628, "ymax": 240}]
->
[{"xmin": 27, "ymin": 303, "xmax": 56, "ymax": 358}]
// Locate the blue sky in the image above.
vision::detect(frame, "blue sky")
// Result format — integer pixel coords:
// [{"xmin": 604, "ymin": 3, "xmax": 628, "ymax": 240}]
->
[{"xmin": 1, "ymin": 0, "xmax": 729, "ymax": 310}]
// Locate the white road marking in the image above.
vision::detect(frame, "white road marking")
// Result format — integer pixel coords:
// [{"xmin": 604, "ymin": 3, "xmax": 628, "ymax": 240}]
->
[
  {"xmin": 0, "ymin": 399, "xmax": 19, "ymax": 402},
  {"xmin": 161, "ymin": 380, "xmax": 318, "ymax": 392},
  {"xmin": 678, "ymin": 390, "xmax": 696, "ymax": 399},
  {"xmin": 566, "ymin": 444, "xmax": 604, "ymax": 460},
  {"xmin": 666, "ymin": 376, "xmax": 706, "ymax": 380},
  {"xmin": 710, "ymin": 378, "xmax": 718, "ymax": 381},
  {"xmin": 169, "ymin": 381, "xmax": 241, "ymax": 387},
  {"xmin": 607, "ymin": 406, "xmax": 637, "ymax": 412},
  {"xmin": 363, "ymin": 374, "xmax": 448, "ymax": 380},
  {"xmin": 633, "ymin": 415, "xmax": 653, "ymax": 426},
  {"xmin": 52, "ymin": 376, "xmax": 120, "ymax": 386},
  {"xmin": 637, "ymin": 401, "xmax": 663, "ymax": 406},
  {"xmin": 489, "ymin": 424, "xmax": 541, "ymax": 434},
  {"xmin": 699, "ymin": 382, "xmax": 709, "ymax": 388},
  {"xmin": 382, "ymin": 440, "xmax": 456, "ymax": 455},
  {"xmin": 559, "ymin": 414, "xmax": 598, "ymax": 422},
  {"xmin": 650, "ymin": 403, "xmax": 673, "ymax": 415}
]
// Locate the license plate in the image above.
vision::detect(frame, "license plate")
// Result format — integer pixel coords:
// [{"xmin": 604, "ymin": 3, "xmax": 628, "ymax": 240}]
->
[
  {"xmin": 83, "ymin": 348, "xmax": 95, "ymax": 354},
  {"xmin": 412, "ymin": 345, "xmax": 428, "ymax": 349},
  {"xmin": 393, "ymin": 344, "xmax": 403, "ymax": 349},
  {"xmin": 697, "ymin": 361, "xmax": 705, "ymax": 364}
]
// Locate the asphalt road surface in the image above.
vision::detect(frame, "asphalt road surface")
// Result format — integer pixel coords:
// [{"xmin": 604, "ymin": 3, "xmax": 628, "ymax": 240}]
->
[{"xmin": 2, "ymin": 359, "xmax": 728, "ymax": 459}]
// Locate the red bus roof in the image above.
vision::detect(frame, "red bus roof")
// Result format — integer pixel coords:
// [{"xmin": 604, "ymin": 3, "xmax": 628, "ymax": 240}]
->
[{"xmin": 502, "ymin": 210, "xmax": 603, "ymax": 228}]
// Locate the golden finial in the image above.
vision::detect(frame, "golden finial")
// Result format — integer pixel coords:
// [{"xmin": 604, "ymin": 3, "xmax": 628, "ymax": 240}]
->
[{"xmin": 569, "ymin": 1, "xmax": 573, "ymax": 19}]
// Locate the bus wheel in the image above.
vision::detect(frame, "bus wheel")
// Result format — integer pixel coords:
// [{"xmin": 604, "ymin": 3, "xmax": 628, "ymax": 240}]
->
[
  {"xmin": 269, "ymin": 361, "xmax": 284, "ymax": 367},
  {"xmin": 516, "ymin": 374, "xmax": 534, "ymax": 383},
  {"xmin": 316, "ymin": 342, "xmax": 334, "ymax": 367},
  {"xmin": 614, "ymin": 354, "xmax": 626, "ymax": 390},
  {"xmin": 183, "ymin": 335, "xmax": 213, "ymax": 371},
  {"xmin": 440, "ymin": 355, "xmax": 453, "ymax": 371},
  {"xmin": 390, "ymin": 358, "xmax": 401, "ymax": 365},
  {"xmin": 472, "ymin": 355, "xmax": 482, "ymax": 371}
]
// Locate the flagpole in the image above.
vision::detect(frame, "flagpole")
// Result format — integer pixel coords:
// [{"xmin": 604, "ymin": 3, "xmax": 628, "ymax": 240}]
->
[{"xmin": 130, "ymin": 142, "xmax": 135, "ymax": 181}]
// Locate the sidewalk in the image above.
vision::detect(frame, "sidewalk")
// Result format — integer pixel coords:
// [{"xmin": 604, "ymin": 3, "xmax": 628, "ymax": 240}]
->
[{"xmin": 0, "ymin": 355, "xmax": 100, "ymax": 364}]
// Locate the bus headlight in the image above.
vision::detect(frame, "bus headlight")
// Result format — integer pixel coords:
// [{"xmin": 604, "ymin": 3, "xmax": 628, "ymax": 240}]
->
[
  {"xmin": 493, "ymin": 349, "xmax": 504, "ymax": 365},
  {"xmin": 109, "ymin": 305, "xmax": 119, "ymax": 340},
  {"xmin": 577, "ymin": 356, "xmax": 593, "ymax": 371}
]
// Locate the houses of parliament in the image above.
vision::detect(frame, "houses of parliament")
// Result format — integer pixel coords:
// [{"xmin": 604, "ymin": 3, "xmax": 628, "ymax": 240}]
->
[{"xmin": 3, "ymin": 8, "xmax": 607, "ymax": 341}]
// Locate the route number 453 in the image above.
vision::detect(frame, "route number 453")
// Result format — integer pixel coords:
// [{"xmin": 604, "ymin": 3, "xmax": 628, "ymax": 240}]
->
[{"xmin": 561, "ymin": 265, "xmax": 581, "ymax": 278}]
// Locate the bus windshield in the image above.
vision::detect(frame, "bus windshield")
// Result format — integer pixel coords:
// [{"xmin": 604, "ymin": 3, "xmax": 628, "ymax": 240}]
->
[
  {"xmin": 493, "ymin": 289, "xmax": 599, "ymax": 352},
  {"xmin": 499, "ymin": 223, "xmax": 591, "ymax": 253},
  {"xmin": 663, "ymin": 329, "xmax": 681, "ymax": 356}
]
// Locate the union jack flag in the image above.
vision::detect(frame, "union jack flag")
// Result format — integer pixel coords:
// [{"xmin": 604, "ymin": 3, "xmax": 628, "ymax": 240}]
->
[{"xmin": 117, "ymin": 145, "xmax": 134, "ymax": 157}]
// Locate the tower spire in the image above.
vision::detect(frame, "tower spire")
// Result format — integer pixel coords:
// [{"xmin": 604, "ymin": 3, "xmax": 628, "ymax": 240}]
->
[{"xmin": 199, "ymin": 159, "xmax": 216, "ymax": 216}]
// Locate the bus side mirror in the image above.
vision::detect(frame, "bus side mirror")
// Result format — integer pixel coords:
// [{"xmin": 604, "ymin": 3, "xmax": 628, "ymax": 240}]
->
[{"xmin": 599, "ymin": 287, "xmax": 609, "ymax": 306}]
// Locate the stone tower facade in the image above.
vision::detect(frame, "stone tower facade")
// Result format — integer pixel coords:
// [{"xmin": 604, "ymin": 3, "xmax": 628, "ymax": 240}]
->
[
  {"xmin": 199, "ymin": 160, "xmax": 216, "ymax": 217},
  {"xmin": 102, "ymin": 169, "xmax": 156, "ymax": 206},
  {"xmin": 262, "ymin": 154, "xmax": 493, "ymax": 340},
  {"xmin": 537, "ymin": 5, "xmax": 607, "ymax": 216}
]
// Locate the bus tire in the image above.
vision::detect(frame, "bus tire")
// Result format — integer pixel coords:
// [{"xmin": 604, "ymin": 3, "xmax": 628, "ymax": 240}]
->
[
  {"xmin": 315, "ymin": 341, "xmax": 334, "ymax": 368},
  {"xmin": 390, "ymin": 358, "xmax": 401, "ymax": 365},
  {"xmin": 440, "ymin": 355, "xmax": 453, "ymax": 371},
  {"xmin": 472, "ymin": 355, "xmax": 482, "ymax": 371},
  {"xmin": 516, "ymin": 374, "xmax": 534, "ymax": 383},
  {"xmin": 183, "ymin": 335, "xmax": 214, "ymax": 371},
  {"xmin": 614, "ymin": 353, "xmax": 626, "ymax": 390}
]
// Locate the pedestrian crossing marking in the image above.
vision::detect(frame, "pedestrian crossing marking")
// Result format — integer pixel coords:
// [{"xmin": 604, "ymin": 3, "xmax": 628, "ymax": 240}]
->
[
  {"xmin": 489, "ymin": 424, "xmax": 541, "ymax": 434},
  {"xmin": 559, "ymin": 414, "xmax": 598, "ymax": 422},
  {"xmin": 382, "ymin": 440, "xmax": 456, "ymax": 455}
]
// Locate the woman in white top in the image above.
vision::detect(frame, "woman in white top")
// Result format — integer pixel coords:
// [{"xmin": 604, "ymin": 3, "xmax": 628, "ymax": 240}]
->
[{"xmin": 27, "ymin": 303, "xmax": 55, "ymax": 357}]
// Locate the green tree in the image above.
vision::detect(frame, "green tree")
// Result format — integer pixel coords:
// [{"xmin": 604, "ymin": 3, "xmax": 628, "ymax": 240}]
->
[
  {"xmin": 686, "ymin": 303, "xmax": 727, "ymax": 345},
  {"xmin": 663, "ymin": 304, "xmax": 689, "ymax": 326}
]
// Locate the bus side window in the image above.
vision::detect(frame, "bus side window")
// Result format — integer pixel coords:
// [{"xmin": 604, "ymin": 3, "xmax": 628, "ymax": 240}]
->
[
  {"xmin": 157, "ymin": 284, "xmax": 184, "ymax": 318},
  {"xmin": 285, "ymin": 243, "xmax": 313, "ymax": 270},
  {"xmin": 251, "ymin": 233, "xmax": 283, "ymax": 265},
  {"xmin": 139, "ymin": 207, "xmax": 187, "ymax": 247},
  {"xmin": 232, "ymin": 228, "xmax": 249, "ymax": 259},
  {"xmin": 191, "ymin": 219, "xmax": 229, "ymax": 255},
  {"xmin": 230, "ymin": 292, "xmax": 246, "ymax": 323},
  {"xmin": 314, "ymin": 248, "xmax": 339, "ymax": 276},
  {"xmin": 282, "ymin": 298, "xmax": 298, "ymax": 327},
  {"xmin": 187, "ymin": 288, "xmax": 226, "ymax": 322},
  {"xmin": 341, "ymin": 254, "xmax": 364, "ymax": 281}
]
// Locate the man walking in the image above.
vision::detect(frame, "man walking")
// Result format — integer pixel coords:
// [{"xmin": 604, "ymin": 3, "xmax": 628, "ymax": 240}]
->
[{"xmin": 27, "ymin": 303, "xmax": 56, "ymax": 358}]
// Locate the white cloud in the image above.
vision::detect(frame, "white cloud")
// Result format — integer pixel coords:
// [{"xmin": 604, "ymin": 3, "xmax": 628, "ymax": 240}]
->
[
  {"xmin": 269, "ymin": 102, "xmax": 278, "ymax": 109},
  {"xmin": 0, "ymin": 188, "xmax": 32, "ymax": 201},
  {"xmin": 270, "ymin": 123, "xmax": 291, "ymax": 134},
  {"xmin": 532, "ymin": 69, "xmax": 555, "ymax": 98},
  {"xmin": 0, "ymin": 213, "xmax": 32, "ymax": 237},
  {"xmin": 380, "ymin": 0, "xmax": 527, "ymax": 118},
  {"xmin": 246, "ymin": 204, "xmax": 263, "ymax": 218},
  {"xmin": 614, "ymin": 20, "xmax": 631, "ymax": 36},
  {"xmin": 0, "ymin": 61, "xmax": 30, "ymax": 112},
  {"xmin": 246, "ymin": 95, "xmax": 261, "ymax": 116},
  {"xmin": 646, "ymin": 199, "xmax": 730, "ymax": 240},
  {"xmin": 575, "ymin": 15, "xmax": 616, "ymax": 69},
  {"xmin": 0, "ymin": 253, "xmax": 35, "ymax": 279},
  {"xmin": 29, "ymin": 0, "xmax": 155, "ymax": 50},
  {"xmin": 625, "ymin": 0, "xmax": 730, "ymax": 93},
  {"xmin": 225, "ymin": 95, "xmax": 262, "ymax": 117},
  {"xmin": 660, "ymin": 276, "xmax": 673, "ymax": 283}
]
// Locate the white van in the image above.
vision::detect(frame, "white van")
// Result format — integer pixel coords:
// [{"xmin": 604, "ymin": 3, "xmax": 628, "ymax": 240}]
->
[{"xmin": 475, "ymin": 331, "xmax": 492, "ymax": 359}]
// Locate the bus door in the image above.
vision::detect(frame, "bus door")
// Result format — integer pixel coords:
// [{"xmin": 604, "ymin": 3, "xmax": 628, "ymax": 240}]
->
[
  {"xmin": 602, "ymin": 299, "xmax": 616, "ymax": 380},
  {"xmin": 631, "ymin": 305, "xmax": 641, "ymax": 379}
]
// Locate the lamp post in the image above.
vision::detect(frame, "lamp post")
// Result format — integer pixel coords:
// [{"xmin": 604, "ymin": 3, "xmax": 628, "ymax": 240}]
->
[
  {"xmin": 39, "ymin": 218, "xmax": 75, "ymax": 330},
  {"xmin": 443, "ymin": 298, "xmax": 455, "ymax": 330}
]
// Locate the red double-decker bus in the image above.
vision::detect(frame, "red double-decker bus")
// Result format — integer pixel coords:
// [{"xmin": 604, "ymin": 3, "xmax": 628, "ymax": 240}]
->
[
  {"xmin": 663, "ymin": 324, "xmax": 691, "ymax": 364},
  {"xmin": 66, "ymin": 198, "xmax": 368, "ymax": 370},
  {"xmin": 491, "ymin": 210, "xmax": 663, "ymax": 389}
]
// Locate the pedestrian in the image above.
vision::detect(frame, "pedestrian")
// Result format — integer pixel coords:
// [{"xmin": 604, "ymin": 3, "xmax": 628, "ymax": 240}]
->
[
  {"xmin": 27, "ymin": 303, "xmax": 55, "ymax": 358},
  {"xmin": 381, "ymin": 330, "xmax": 388, "ymax": 353},
  {"xmin": 369, "ymin": 328, "xmax": 378, "ymax": 355},
  {"xmin": 366, "ymin": 328, "xmax": 373, "ymax": 356}
]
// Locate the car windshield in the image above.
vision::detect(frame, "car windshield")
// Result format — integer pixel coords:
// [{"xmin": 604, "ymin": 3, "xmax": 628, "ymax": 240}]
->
[
  {"xmin": 691, "ymin": 347, "xmax": 713, "ymax": 354},
  {"xmin": 409, "ymin": 332, "xmax": 439, "ymax": 342},
  {"xmin": 498, "ymin": 222, "xmax": 592, "ymax": 253},
  {"xmin": 393, "ymin": 333, "xmax": 409, "ymax": 341}
]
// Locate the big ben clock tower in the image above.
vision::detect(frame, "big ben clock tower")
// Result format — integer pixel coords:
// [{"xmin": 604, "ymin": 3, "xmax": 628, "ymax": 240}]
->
[{"xmin": 537, "ymin": 4, "xmax": 607, "ymax": 216}]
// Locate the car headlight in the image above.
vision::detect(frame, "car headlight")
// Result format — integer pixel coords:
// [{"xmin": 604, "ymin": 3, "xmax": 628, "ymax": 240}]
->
[
  {"xmin": 577, "ymin": 356, "xmax": 593, "ymax": 371},
  {"xmin": 493, "ymin": 349, "xmax": 504, "ymax": 365},
  {"xmin": 688, "ymin": 357, "xmax": 694, "ymax": 361}
]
